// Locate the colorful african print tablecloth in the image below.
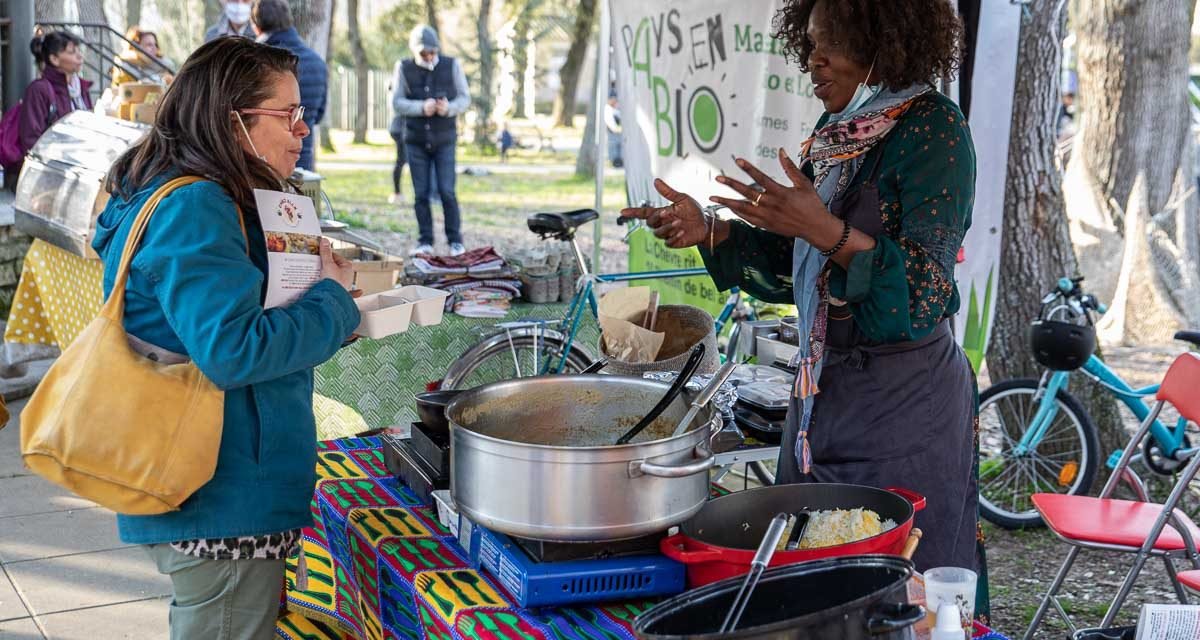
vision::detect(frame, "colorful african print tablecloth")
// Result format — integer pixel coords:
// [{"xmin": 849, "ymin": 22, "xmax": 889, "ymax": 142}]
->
[{"xmin": 275, "ymin": 437, "xmax": 1010, "ymax": 640}]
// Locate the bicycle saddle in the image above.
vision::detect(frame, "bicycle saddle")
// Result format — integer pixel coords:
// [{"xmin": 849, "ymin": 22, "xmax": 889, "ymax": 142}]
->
[
  {"xmin": 527, "ymin": 209, "xmax": 599, "ymax": 239},
  {"xmin": 1175, "ymin": 330, "xmax": 1200, "ymax": 348}
]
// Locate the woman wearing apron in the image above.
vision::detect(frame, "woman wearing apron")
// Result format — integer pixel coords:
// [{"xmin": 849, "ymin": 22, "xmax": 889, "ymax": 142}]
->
[{"xmin": 622, "ymin": 0, "xmax": 988, "ymax": 621}]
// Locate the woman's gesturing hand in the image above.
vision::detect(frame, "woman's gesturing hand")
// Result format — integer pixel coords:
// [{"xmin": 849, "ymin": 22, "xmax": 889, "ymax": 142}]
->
[
  {"xmin": 619, "ymin": 178, "xmax": 710, "ymax": 249},
  {"xmin": 710, "ymin": 149, "xmax": 836, "ymax": 244}
]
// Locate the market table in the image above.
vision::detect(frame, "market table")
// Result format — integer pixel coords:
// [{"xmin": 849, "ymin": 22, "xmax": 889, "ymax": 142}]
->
[
  {"xmin": 275, "ymin": 436, "xmax": 1011, "ymax": 640},
  {"xmin": 2, "ymin": 239, "xmax": 599, "ymax": 436},
  {"xmin": 312, "ymin": 305, "xmax": 599, "ymax": 429}
]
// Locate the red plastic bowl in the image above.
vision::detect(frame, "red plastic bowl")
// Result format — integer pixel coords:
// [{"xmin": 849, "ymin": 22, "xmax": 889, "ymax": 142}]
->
[{"xmin": 660, "ymin": 483, "xmax": 926, "ymax": 587}]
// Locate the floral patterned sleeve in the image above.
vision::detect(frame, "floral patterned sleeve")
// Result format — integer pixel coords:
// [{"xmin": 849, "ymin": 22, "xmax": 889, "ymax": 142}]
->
[
  {"xmin": 828, "ymin": 95, "xmax": 976, "ymax": 343},
  {"xmin": 698, "ymin": 221, "xmax": 795, "ymax": 304}
]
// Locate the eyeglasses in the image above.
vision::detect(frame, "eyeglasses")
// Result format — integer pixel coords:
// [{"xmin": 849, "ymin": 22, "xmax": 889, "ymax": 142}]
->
[{"xmin": 237, "ymin": 106, "xmax": 306, "ymax": 132}]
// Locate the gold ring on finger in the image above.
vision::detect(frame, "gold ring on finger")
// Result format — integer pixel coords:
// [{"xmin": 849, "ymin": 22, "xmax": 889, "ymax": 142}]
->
[{"xmin": 754, "ymin": 192, "xmax": 763, "ymax": 206}]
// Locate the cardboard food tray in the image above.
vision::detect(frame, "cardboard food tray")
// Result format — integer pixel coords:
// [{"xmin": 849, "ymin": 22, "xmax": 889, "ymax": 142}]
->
[
  {"xmin": 391, "ymin": 285, "xmax": 449, "ymax": 326},
  {"xmin": 355, "ymin": 292, "xmax": 414, "ymax": 339},
  {"xmin": 119, "ymin": 82, "xmax": 162, "ymax": 104}
]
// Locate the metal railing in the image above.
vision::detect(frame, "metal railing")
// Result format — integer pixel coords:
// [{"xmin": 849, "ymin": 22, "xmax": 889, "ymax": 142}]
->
[{"xmin": 35, "ymin": 21, "xmax": 175, "ymax": 101}]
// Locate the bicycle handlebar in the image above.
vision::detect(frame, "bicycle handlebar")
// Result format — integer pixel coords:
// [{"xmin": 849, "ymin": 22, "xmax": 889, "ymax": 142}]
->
[{"xmin": 1047, "ymin": 276, "xmax": 1108, "ymax": 316}]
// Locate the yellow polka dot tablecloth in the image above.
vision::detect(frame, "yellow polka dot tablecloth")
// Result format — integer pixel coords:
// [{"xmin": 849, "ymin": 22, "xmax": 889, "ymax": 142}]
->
[{"xmin": 4, "ymin": 239, "xmax": 104, "ymax": 348}]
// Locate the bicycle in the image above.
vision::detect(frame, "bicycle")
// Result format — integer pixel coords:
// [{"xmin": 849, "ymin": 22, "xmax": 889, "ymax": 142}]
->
[
  {"xmin": 439, "ymin": 208, "xmax": 761, "ymax": 390},
  {"xmin": 978, "ymin": 276, "xmax": 1200, "ymax": 529}
]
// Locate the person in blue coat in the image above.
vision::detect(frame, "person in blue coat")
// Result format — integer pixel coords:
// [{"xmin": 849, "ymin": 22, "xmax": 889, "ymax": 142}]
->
[
  {"xmin": 252, "ymin": 0, "xmax": 327, "ymax": 171},
  {"xmin": 93, "ymin": 37, "xmax": 359, "ymax": 639}
]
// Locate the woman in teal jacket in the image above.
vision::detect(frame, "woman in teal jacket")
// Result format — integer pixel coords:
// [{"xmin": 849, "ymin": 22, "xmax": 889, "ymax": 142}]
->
[{"xmin": 93, "ymin": 38, "xmax": 359, "ymax": 639}]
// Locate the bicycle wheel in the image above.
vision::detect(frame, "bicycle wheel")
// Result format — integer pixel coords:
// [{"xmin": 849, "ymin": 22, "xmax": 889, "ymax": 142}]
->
[
  {"xmin": 441, "ymin": 330, "xmax": 595, "ymax": 390},
  {"xmin": 977, "ymin": 378, "xmax": 1100, "ymax": 529}
]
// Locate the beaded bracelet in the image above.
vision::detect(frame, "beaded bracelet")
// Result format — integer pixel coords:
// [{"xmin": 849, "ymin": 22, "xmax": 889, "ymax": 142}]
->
[{"xmin": 820, "ymin": 220, "xmax": 851, "ymax": 257}]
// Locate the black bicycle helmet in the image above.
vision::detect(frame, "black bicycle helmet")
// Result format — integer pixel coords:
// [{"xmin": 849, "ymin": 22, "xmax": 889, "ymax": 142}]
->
[{"xmin": 1029, "ymin": 320, "xmax": 1095, "ymax": 370}]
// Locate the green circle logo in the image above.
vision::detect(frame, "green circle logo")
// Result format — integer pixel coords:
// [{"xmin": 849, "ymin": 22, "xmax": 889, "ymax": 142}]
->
[{"xmin": 688, "ymin": 87, "xmax": 724, "ymax": 152}]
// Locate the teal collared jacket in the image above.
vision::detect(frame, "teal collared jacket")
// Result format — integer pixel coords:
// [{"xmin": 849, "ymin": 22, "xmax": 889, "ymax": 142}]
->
[{"xmin": 92, "ymin": 174, "xmax": 360, "ymax": 544}]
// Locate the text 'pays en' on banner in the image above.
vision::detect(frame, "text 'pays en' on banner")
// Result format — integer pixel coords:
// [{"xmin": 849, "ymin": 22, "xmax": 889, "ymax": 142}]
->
[
  {"xmin": 610, "ymin": 0, "xmax": 1013, "ymax": 366},
  {"xmin": 612, "ymin": 0, "xmax": 821, "ymax": 317}
]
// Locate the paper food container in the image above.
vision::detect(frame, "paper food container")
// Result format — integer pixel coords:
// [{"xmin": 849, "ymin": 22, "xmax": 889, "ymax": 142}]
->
[
  {"xmin": 119, "ymin": 82, "xmax": 162, "ymax": 104},
  {"xmin": 354, "ymin": 293, "xmax": 414, "ymax": 339},
  {"xmin": 334, "ymin": 247, "xmax": 405, "ymax": 295},
  {"xmin": 390, "ymin": 285, "xmax": 449, "ymax": 326},
  {"xmin": 132, "ymin": 103, "xmax": 158, "ymax": 124}
]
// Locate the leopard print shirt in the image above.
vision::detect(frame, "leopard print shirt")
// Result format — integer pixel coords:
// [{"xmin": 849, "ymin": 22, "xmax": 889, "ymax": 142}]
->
[{"xmin": 170, "ymin": 529, "xmax": 302, "ymax": 560}]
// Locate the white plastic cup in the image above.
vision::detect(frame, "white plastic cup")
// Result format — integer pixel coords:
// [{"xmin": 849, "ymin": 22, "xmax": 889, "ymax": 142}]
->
[{"xmin": 925, "ymin": 566, "xmax": 977, "ymax": 634}]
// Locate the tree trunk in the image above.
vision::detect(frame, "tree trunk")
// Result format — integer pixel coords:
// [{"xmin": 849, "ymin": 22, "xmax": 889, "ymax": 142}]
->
[
  {"xmin": 126, "ymin": 0, "xmax": 141, "ymax": 26},
  {"xmin": 347, "ymin": 0, "xmax": 370, "ymax": 144},
  {"xmin": 574, "ymin": 48, "xmax": 602, "ymax": 178},
  {"xmin": 321, "ymin": 0, "xmax": 337, "ymax": 154},
  {"xmin": 290, "ymin": 0, "xmax": 334, "ymax": 56},
  {"xmin": 204, "ymin": 0, "xmax": 221, "ymax": 30},
  {"xmin": 473, "ymin": 0, "xmax": 497, "ymax": 148},
  {"xmin": 1066, "ymin": 0, "xmax": 1200, "ymax": 344},
  {"xmin": 987, "ymin": 0, "xmax": 1125, "ymax": 459},
  {"xmin": 425, "ymin": 0, "xmax": 441, "ymax": 38},
  {"xmin": 511, "ymin": 0, "xmax": 539, "ymax": 119},
  {"xmin": 552, "ymin": 0, "xmax": 596, "ymax": 128}
]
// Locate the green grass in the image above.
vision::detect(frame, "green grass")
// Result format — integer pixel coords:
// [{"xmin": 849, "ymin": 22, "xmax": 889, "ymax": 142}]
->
[
  {"xmin": 321, "ymin": 128, "xmax": 582, "ymax": 166},
  {"xmin": 320, "ymin": 166, "xmax": 625, "ymax": 235}
]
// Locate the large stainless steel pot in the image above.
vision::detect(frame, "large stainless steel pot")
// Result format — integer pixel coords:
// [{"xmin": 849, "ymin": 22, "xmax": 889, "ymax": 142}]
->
[{"xmin": 447, "ymin": 375, "xmax": 722, "ymax": 541}]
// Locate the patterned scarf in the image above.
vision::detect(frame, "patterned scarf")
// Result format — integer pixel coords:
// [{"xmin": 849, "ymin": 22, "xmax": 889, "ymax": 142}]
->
[{"xmin": 789, "ymin": 84, "xmax": 930, "ymax": 474}]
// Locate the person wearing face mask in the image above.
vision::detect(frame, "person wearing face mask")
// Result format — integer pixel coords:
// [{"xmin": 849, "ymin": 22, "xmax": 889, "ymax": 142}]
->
[
  {"xmin": 92, "ymin": 37, "xmax": 359, "ymax": 639},
  {"xmin": 17, "ymin": 32, "xmax": 90, "ymax": 163},
  {"xmin": 393, "ymin": 25, "xmax": 471, "ymax": 256},
  {"xmin": 205, "ymin": 0, "xmax": 255, "ymax": 42},
  {"xmin": 623, "ymin": 0, "xmax": 987, "ymax": 618}
]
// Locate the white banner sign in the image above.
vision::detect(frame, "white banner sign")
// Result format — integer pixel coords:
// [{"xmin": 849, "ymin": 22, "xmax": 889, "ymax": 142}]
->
[
  {"xmin": 612, "ymin": 0, "xmax": 824, "ymax": 206},
  {"xmin": 609, "ymin": 0, "xmax": 1015, "ymax": 367}
]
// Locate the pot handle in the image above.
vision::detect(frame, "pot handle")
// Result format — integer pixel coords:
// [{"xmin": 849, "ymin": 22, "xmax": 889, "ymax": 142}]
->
[
  {"xmin": 885, "ymin": 487, "xmax": 927, "ymax": 513},
  {"xmin": 659, "ymin": 533, "xmax": 724, "ymax": 563},
  {"xmin": 865, "ymin": 603, "xmax": 925, "ymax": 635},
  {"xmin": 630, "ymin": 444, "xmax": 716, "ymax": 478}
]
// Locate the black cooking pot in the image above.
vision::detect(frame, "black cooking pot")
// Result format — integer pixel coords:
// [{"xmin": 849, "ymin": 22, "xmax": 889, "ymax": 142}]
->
[
  {"xmin": 634, "ymin": 555, "xmax": 923, "ymax": 640},
  {"xmin": 416, "ymin": 390, "xmax": 462, "ymax": 433}
]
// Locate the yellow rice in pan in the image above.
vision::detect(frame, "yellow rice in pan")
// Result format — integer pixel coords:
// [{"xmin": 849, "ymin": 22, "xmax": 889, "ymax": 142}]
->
[{"xmin": 777, "ymin": 508, "xmax": 899, "ymax": 550}]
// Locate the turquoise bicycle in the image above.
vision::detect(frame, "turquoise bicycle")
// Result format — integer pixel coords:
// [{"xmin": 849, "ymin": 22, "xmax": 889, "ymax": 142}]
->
[
  {"xmin": 978, "ymin": 276, "xmax": 1200, "ymax": 529},
  {"xmin": 440, "ymin": 208, "xmax": 759, "ymax": 391}
]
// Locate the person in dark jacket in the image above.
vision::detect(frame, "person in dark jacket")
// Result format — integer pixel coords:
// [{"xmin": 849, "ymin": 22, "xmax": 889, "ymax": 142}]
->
[
  {"xmin": 388, "ymin": 61, "xmax": 407, "ymax": 204},
  {"xmin": 393, "ymin": 25, "xmax": 470, "ymax": 256},
  {"xmin": 252, "ymin": 0, "xmax": 326, "ymax": 171},
  {"xmin": 19, "ymin": 31, "xmax": 92, "ymax": 159}
]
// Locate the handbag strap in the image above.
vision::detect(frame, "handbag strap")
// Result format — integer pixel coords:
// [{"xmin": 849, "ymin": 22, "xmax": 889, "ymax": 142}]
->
[{"xmin": 103, "ymin": 176, "xmax": 249, "ymax": 321}]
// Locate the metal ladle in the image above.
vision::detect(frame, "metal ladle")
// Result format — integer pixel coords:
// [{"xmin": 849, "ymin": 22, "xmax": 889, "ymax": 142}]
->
[
  {"xmin": 615, "ymin": 344, "xmax": 706, "ymax": 445},
  {"xmin": 670, "ymin": 358, "xmax": 739, "ymax": 437},
  {"xmin": 719, "ymin": 512, "xmax": 790, "ymax": 633}
]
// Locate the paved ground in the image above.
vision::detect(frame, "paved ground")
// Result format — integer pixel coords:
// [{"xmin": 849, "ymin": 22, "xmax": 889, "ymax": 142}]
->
[{"xmin": 0, "ymin": 398, "xmax": 172, "ymax": 640}]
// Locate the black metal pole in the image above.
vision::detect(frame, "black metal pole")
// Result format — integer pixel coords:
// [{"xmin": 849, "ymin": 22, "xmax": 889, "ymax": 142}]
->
[{"xmin": 4, "ymin": 0, "xmax": 35, "ymax": 110}]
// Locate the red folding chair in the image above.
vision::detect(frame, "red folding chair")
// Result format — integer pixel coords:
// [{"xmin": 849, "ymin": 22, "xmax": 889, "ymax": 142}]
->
[{"xmin": 1023, "ymin": 352, "xmax": 1200, "ymax": 639}]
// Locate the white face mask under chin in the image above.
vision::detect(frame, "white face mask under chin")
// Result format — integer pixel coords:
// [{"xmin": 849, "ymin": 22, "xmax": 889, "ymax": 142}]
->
[
  {"xmin": 836, "ymin": 57, "xmax": 880, "ymax": 116},
  {"xmin": 234, "ymin": 112, "xmax": 270, "ymax": 166}
]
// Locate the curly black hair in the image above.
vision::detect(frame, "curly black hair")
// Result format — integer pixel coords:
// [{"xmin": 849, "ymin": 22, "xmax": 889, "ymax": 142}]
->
[{"xmin": 772, "ymin": 0, "xmax": 963, "ymax": 91}]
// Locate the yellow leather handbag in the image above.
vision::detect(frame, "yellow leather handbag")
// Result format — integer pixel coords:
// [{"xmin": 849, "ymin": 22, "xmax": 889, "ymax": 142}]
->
[{"xmin": 21, "ymin": 176, "xmax": 226, "ymax": 515}]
